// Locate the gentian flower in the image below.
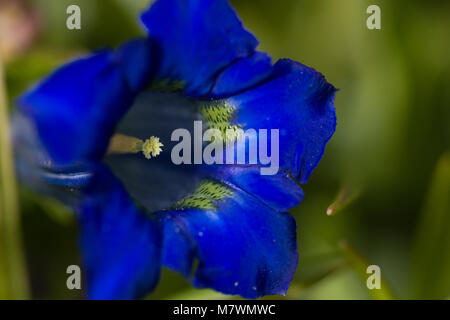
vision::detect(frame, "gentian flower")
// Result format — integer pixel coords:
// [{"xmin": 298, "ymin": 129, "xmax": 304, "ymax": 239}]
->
[{"xmin": 13, "ymin": 0, "xmax": 337, "ymax": 299}]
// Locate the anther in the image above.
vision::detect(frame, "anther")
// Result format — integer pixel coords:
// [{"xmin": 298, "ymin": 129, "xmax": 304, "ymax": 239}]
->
[{"xmin": 140, "ymin": 136, "xmax": 163, "ymax": 159}]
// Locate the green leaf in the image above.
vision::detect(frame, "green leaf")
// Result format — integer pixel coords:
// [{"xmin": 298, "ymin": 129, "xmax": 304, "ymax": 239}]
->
[{"xmin": 412, "ymin": 153, "xmax": 450, "ymax": 299}]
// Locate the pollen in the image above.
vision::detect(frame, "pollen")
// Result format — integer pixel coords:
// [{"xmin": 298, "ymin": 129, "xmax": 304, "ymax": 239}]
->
[
  {"xmin": 107, "ymin": 133, "xmax": 163, "ymax": 159},
  {"xmin": 141, "ymin": 136, "xmax": 163, "ymax": 159}
]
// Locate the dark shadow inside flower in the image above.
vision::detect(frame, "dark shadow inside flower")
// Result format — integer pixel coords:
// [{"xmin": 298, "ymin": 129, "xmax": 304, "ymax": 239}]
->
[{"xmin": 105, "ymin": 92, "xmax": 204, "ymax": 212}]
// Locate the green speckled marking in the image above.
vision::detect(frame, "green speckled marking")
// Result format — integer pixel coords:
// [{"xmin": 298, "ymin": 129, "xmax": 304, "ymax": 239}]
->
[
  {"xmin": 174, "ymin": 180, "xmax": 233, "ymax": 210},
  {"xmin": 200, "ymin": 101, "xmax": 242, "ymax": 143}
]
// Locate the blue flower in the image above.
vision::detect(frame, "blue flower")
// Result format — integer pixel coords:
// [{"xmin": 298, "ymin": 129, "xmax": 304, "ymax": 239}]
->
[{"xmin": 13, "ymin": 0, "xmax": 337, "ymax": 299}]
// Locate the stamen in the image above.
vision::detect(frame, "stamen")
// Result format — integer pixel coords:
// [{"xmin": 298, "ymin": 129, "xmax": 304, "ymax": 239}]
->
[
  {"xmin": 141, "ymin": 136, "xmax": 163, "ymax": 159},
  {"xmin": 107, "ymin": 133, "xmax": 163, "ymax": 159}
]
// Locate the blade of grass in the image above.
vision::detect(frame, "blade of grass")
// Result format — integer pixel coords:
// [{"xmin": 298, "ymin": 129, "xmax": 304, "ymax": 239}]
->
[
  {"xmin": 411, "ymin": 153, "xmax": 450, "ymax": 299},
  {"xmin": 0, "ymin": 61, "xmax": 30, "ymax": 299},
  {"xmin": 339, "ymin": 241, "xmax": 396, "ymax": 300},
  {"xmin": 0, "ymin": 205, "xmax": 8, "ymax": 299}
]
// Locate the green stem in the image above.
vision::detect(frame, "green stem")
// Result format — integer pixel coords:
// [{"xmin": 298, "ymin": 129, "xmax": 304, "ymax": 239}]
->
[{"xmin": 0, "ymin": 61, "xmax": 30, "ymax": 299}]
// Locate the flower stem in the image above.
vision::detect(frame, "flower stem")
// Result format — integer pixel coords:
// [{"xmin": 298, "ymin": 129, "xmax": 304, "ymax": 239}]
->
[{"xmin": 0, "ymin": 60, "xmax": 30, "ymax": 299}]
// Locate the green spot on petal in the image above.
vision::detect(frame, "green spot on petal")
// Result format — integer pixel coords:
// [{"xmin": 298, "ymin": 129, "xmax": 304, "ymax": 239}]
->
[
  {"xmin": 199, "ymin": 100, "xmax": 242, "ymax": 143},
  {"xmin": 174, "ymin": 180, "xmax": 233, "ymax": 210}
]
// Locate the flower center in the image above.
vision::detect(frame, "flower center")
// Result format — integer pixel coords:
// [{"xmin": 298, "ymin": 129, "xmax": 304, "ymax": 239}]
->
[{"xmin": 107, "ymin": 133, "xmax": 163, "ymax": 159}]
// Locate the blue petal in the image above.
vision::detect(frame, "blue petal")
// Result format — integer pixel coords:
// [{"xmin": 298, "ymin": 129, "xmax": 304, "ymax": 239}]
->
[
  {"xmin": 210, "ymin": 52, "xmax": 273, "ymax": 98},
  {"xmin": 207, "ymin": 166, "xmax": 304, "ymax": 212},
  {"xmin": 17, "ymin": 38, "xmax": 155, "ymax": 166},
  {"xmin": 12, "ymin": 112, "xmax": 93, "ymax": 206},
  {"xmin": 116, "ymin": 38, "xmax": 157, "ymax": 93},
  {"xmin": 78, "ymin": 166, "xmax": 161, "ymax": 299},
  {"xmin": 158, "ymin": 185, "xmax": 298, "ymax": 299},
  {"xmin": 141, "ymin": 0, "xmax": 258, "ymax": 96},
  {"xmin": 228, "ymin": 59, "xmax": 337, "ymax": 183}
]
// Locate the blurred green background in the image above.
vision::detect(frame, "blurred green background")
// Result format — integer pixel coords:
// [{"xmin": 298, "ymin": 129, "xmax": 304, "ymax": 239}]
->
[{"xmin": 0, "ymin": 0, "xmax": 449, "ymax": 299}]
